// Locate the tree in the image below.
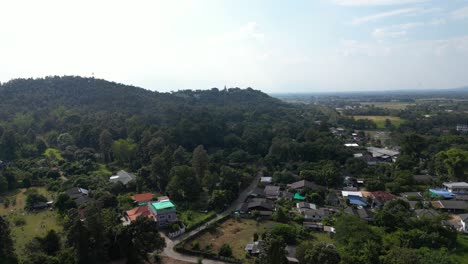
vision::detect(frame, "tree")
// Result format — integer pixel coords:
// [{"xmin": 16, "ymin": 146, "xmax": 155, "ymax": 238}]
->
[
  {"xmin": 272, "ymin": 206, "xmax": 289, "ymax": 223},
  {"xmin": 218, "ymin": 244, "xmax": 233, "ymax": 257},
  {"xmin": 25, "ymin": 193, "xmax": 48, "ymax": 209},
  {"xmin": 298, "ymin": 242, "xmax": 340, "ymax": 264},
  {"xmin": 111, "ymin": 138, "xmax": 137, "ymax": 165},
  {"xmin": 99, "ymin": 129, "xmax": 113, "ymax": 162},
  {"xmin": 208, "ymin": 190, "xmax": 229, "ymax": 211},
  {"xmin": 270, "ymin": 224, "xmax": 296, "ymax": 244},
  {"xmin": 0, "ymin": 216, "xmax": 18, "ymax": 264},
  {"xmin": 55, "ymin": 193, "xmax": 76, "ymax": 214},
  {"xmin": 335, "ymin": 214, "xmax": 381, "ymax": 264},
  {"xmin": 259, "ymin": 235, "xmax": 287, "ymax": 264},
  {"xmin": 119, "ymin": 216, "xmax": 166, "ymax": 263},
  {"xmin": 375, "ymin": 198, "xmax": 412, "ymax": 231},
  {"xmin": 166, "ymin": 166, "xmax": 201, "ymax": 202},
  {"xmin": 435, "ymin": 148, "xmax": 468, "ymax": 181},
  {"xmin": 0, "ymin": 129, "xmax": 17, "ymax": 161},
  {"xmin": 192, "ymin": 145, "xmax": 209, "ymax": 179},
  {"xmin": 42, "ymin": 230, "xmax": 61, "ymax": 255}
]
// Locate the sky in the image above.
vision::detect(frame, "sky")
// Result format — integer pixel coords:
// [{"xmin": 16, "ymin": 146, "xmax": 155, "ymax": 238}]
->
[{"xmin": 1, "ymin": 0, "xmax": 468, "ymax": 93}]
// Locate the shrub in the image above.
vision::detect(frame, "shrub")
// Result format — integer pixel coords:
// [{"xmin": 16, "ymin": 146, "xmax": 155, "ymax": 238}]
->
[{"xmin": 218, "ymin": 243, "xmax": 233, "ymax": 257}]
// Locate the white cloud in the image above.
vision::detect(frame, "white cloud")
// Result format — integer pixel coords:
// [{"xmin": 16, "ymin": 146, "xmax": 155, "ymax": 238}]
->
[
  {"xmin": 430, "ymin": 18, "xmax": 446, "ymax": 25},
  {"xmin": 352, "ymin": 8, "xmax": 417, "ymax": 25},
  {"xmin": 372, "ymin": 22, "xmax": 423, "ymax": 39},
  {"xmin": 452, "ymin": 6, "xmax": 468, "ymax": 19},
  {"xmin": 335, "ymin": 0, "xmax": 427, "ymax": 6}
]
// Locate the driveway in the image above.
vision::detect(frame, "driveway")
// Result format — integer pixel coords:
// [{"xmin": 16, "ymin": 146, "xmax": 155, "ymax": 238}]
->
[{"xmin": 160, "ymin": 168, "xmax": 264, "ymax": 263}]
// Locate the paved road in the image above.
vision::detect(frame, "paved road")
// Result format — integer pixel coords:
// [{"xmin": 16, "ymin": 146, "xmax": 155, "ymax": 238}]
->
[{"xmin": 160, "ymin": 168, "xmax": 264, "ymax": 263}]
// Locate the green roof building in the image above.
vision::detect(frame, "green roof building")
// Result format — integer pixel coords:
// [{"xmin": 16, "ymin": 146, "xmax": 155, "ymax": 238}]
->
[
  {"xmin": 149, "ymin": 200, "xmax": 178, "ymax": 228},
  {"xmin": 294, "ymin": 193, "xmax": 306, "ymax": 201}
]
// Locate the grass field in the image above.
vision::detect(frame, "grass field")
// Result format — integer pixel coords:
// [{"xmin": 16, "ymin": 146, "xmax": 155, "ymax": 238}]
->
[
  {"xmin": 353, "ymin": 115, "xmax": 404, "ymax": 129},
  {"xmin": 452, "ymin": 234, "xmax": 468, "ymax": 264},
  {"xmin": 0, "ymin": 187, "xmax": 62, "ymax": 260},
  {"xmin": 360, "ymin": 102, "xmax": 414, "ymax": 110},
  {"xmin": 185, "ymin": 218, "xmax": 276, "ymax": 261},
  {"xmin": 178, "ymin": 210, "xmax": 216, "ymax": 230}
]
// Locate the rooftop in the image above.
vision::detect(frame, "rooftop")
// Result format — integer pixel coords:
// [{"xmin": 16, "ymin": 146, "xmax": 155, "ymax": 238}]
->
[
  {"xmin": 151, "ymin": 200, "xmax": 176, "ymax": 211},
  {"xmin": 429, "ymin": 189, "xmax": 456, "ymax": 199},
  {"xmin": 443, "ymin": 182, "xmax": 468, "ymax": 188},
  {"xmin": 132, "ymin": 193, "xmax": 154, "ymax": 203}
]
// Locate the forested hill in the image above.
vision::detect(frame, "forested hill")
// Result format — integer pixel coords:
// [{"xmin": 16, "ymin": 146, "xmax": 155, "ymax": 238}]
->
[
  {"xmin": 0, "ymin": 76, "xmax": 285, "ymax": 117},
  {"xmin": 0, "ymin": 76, "xmax": 344, "ymax": 162}
]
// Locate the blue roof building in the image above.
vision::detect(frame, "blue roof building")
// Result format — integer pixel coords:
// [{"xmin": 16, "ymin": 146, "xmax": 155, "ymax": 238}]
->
[
  {"xmin": 429, "ymin": 189, "xmax": 456, "ymax": 199},
  {"xmin": 348, "ymin": 195, "xmax": 367, "ymax": 206}
]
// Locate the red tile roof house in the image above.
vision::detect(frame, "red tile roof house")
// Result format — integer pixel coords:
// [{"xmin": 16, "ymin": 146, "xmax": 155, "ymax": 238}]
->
[
  {"xmin": 361, "ymin": 191, "xmax": 397, "ymax": 209},
  {"xmin": 125, "ymin": 206, "xmax": 153, "ymax": 222},
  {"xmin": 131, "ymin": 193, "xmax": 154, "ymax": 205}
]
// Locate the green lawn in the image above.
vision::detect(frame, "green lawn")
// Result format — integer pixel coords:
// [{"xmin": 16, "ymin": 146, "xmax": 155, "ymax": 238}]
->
[
  {"xmin": 452, "ymin": 234, "xmax": 468, "ymax": 264},
  {"xmin": 353, "ymin": 115, "xmax": 405, "ymax": 129},
  {"xmin": 1, "ymin": 187, "xmax": 62, "ymax": 261},
  {"xmin": 185, "ymin": 218, "xmax": 276, "ymax": 261},
  {"xmin": 178, "ymin": 210, "xmax": 216, "ymax": 230}
]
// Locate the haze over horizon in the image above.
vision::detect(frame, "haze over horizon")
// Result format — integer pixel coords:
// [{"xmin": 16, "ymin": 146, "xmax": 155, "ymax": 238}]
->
[{"xmin": 1, "ymin": 0, "xmax": 468, "ymax": 93}]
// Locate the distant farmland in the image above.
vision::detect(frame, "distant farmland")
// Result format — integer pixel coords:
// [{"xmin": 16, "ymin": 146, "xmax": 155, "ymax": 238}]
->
[
  {"xmin": 360, "ymin": 102, "xmax": 414, "ymax": 110},
  {"xmin": 353, "ymin": 115, "xmax": 404, "ymax": 128}
]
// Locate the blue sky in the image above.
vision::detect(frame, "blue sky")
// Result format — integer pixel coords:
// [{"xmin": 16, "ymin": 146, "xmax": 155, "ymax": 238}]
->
[{"xmin": 1, "ymin": 0, "xmax": 468, "ymax": 93}]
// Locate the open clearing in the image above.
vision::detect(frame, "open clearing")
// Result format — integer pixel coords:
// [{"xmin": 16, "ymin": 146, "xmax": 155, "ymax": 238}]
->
[
  {"xmin": 185, "ymin": 218, "xmax": 276, "ymax": 261},
  {"xmin": 353, "ymin": 115, "xmax": 404, "ymax": 129},
  {"xmin": 360, "ymin": 102, "xmax": 414, "ymax": 110},
  {"xmin": 0, "ymin": 187, "xmax": 62, "ymax": 260}
]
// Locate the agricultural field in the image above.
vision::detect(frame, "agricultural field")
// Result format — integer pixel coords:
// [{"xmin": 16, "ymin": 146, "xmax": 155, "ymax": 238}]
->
[
  {"xmin": 0, "ymin": 187, "xmax": 62, "ymax": 260},
  {"xmin": 353, "ymin": 115, "xmax": 405, "ymax": 129},
  {"xmin": 360, "ymin": 101, "xmax": 414, "ymax": 110}
]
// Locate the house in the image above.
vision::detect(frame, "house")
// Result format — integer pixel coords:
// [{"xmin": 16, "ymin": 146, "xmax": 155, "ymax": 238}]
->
[
  {"xmin": 148, "ymin": 200, "xmax": 178, "ymax": 228},
  {"xmin": 344, "ymin": 143, "xmax": 359, "ymax": 147},
  {"xmin": 347, "ymin": 195, "xmax": 367, "ymax": 206},
  {"xmin": 264, "ymin": 185, "xmax": 281, "ymax": 200},
  {"xmin": 303, "ymin": 208, "xmax": 332, "ymax": 222},
  {"xmin": 431, "ymin": 200, "xmax": 468, "ymax": 212},
  {"xmin": 131, "ymin": 193, "xmax": 154, "ymax": 205},
  {"xmin": 64, "ymin": 187, "xmax": 93, "ymax": 206},
  {"xmin": 366, "ymin": 147, "xmax": 399, "ymax": 162},
  {"xmin": 341, "ymin": 191, "xmax": 362, "ymax": 197},
  {"xmin": 456, "ymin": 124, "xmax": 468, "ymax": 133},
  {"xmin": 109, "ymin": 170, "xmax": 136, "ymax": 185},
  {"xmin": 414, "ymin": 209, "xmax": 440, "ymax": 219},
  {"xmin": 125, "ymin": 206, "xmax": 153, "ymax": 222},
  {"xmin": 30, "ymin": 201, "xmax": 53, "ymax": 210},
  {"xmin": 296, "ymin": 202, "xmax": 317, "ymax": 211},
  {"xmin": 344, "ymin": 207, "xmax": 374, "ymax": 222},
  {"xmin": 245, "ymin": 241, "xmax": 265, "ymax": 255},
  {"xmin": 361, "ymin": 154, "xmax": 379, "ymax": 166},
  {"xmin": 287, "ymin": 180, "xmax": 324, "ymax": 192},
  {"xmin": 65, "ymin": 187, "xmax": 89, "ymax": 200},
  {"xmin": 459, "ymin": 214, "xmax": 468, "ymax": 233},
  {"xmin": 443, "ymin": 182, "xmax": 468, "ymax": 194},
  {"xmin": 240, "ymin": 198, "xmax": 275, "ymax": 216},
  {"xmin": 260, "ymin": 177, "xmax": 273, "ymax": 184},
  {"xmin": 281, "ymin": 191, "xmax": 294, "ymax": 200},
  {"xmin": 249, "ymin": 187, "xmax": 265, "ymax": 198},
  {"xmin": 429, "ymin": 189, "xmax": 456, "ymax": 199},
  {"xmin": 361, "ymin": 191, "xmax": 396, "ymax": 209}
]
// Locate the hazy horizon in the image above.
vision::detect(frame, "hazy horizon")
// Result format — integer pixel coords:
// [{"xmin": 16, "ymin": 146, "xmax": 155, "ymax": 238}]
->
[{"xmin": 1, "ymin": 0, "xmax": 468, "ymax": 93}]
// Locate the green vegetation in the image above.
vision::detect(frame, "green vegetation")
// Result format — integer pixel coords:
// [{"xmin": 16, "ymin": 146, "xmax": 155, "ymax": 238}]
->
[
  {"xmin": 178, "ymin": 210, "xmax": 216, "ymax": 230},
  {"xmin": 44, "ymin": 148, "xmax": 64, "ymax": 161},
  {"xmin": 452, "ymin": 235, "xmax": 468, "ymax": 264},
  {"xmin": 353, "ymin": 115, "xmax": 405, "ymax": 128}
]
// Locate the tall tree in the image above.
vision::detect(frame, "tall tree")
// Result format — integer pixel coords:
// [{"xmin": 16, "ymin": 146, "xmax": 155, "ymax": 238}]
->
[
  {"xmin": 258, "ymin": 236, "xmax": 288, "ymax": 264},
  {"xmin": 99, "ymin": 129, "xmax": 113, "ymax": 162},
  {"xmin": 119, "ymin": 217, "xmax": 166, "ymax": 264},
  {"xmin": 0, "ymin": 216, "xmax": 18, "ymax": 264},
  {"xmin": 192, "ymin": 145, "xmax": 209, "ymax": 179},
  {"xmin": 166, "ymin": 166, "xmax": 201, "ymax": 202},
  {"xmin": 298, "ymin": 242, "xmax": 341, "ymax": 264},
  {"xmin": 0, "ymin": 130, "xmax": 17, "ymax": 161}
]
